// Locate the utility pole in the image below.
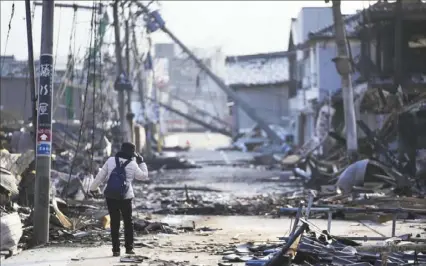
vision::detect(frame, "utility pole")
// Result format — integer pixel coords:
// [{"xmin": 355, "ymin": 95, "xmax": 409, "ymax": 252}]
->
[
  {"xmin": 330, "ymin": 0, "xmax": 358, "ymax": 159},
  {"xmin": 33, "ymin": 0, "xmax": 54, "ymax": 245},
  {"xmin": 131, "ymin": 20, "xmax": 153, "ymax": 158},
  {"xmin": 135, "ymin": 2, "xmax": 282, "ymax": 144},
  {"xmin": 125, "ymin": 19, "xmax": 135, "ymax": 143},
  {"xmin": 25, "ymin": 0, "xmax": 37, "ymax": 153},
  {"xmin": 113, "ymin": 0, "xmax": 128, "ymax": 143},
  {"xmin": 154, "ymin": 60, "xmax": 162, "ymax": 154}
]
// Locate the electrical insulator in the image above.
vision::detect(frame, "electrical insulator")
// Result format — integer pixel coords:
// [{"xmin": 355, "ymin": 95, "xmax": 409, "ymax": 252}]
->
[
  {"xmin": 151, "ymin": 10, "xmax": 165, "ymax": 27},
  {"xmin": 145, "ymin": 10, "xmax": 165, "ymax": 33}
]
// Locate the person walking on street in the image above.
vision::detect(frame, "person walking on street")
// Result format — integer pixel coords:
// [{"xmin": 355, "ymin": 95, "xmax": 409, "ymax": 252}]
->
[{"xmin": 89, "ymin": 142, "xmax": 149, "ymax": 257}]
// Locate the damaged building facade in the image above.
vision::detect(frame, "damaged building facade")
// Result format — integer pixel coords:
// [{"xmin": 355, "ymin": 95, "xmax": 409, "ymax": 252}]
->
[
  {"xmin": 287, "ymin": 7, "xmax": 364, "ymax": 147},
  {"xmin": 287, "ymin": 1, "xmax": 426, "ymax": 180},
  {"xmin": 357, "ymin": 0, "xmax": 426, "ymax": 178},
  {"xmin": 225, "ymin": 52, "xmax": 291, "ymax": 134}
]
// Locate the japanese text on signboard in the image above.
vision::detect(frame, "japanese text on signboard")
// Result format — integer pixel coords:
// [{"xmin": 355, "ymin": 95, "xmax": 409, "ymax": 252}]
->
[
  {"xmin": 37, "ymin": 55, "xmax": 53, "ymax": 129},
  {"xmin": 36, "ymin": 54, "xmax": 53, "ymax": 157}
]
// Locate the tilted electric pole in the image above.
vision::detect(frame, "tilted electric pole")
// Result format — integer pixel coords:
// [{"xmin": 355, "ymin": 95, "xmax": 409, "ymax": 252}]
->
[
  {"xmin": 134, "ymin": 1, "xmax": 283, "ymax": 144},
  {"xmin": 331, "ymin": 0, "xmax": 358, "ymax": 160},
  {"xmin": 130, "ymin": 19, "xmax": 153, "ymax": 158},
  {"xmin": 125, "ymin": 19, "xmax": 135, "ymax": 143}
]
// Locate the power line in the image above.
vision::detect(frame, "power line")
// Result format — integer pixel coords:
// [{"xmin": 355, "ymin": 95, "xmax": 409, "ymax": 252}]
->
[
  {"xmin": 61, "ymin": 6, "xmax": 78, "ymax": 149},
  {"xmin": 1, "ymin": 2, "xmax": 16, "ymax": 73},
  {"xmin": 53, "ymin": 7, "xmax": 63, "ymax": 70},
  {"xmin": 63, "ymin": 3, "xmax": 96, "ymax": 199}
]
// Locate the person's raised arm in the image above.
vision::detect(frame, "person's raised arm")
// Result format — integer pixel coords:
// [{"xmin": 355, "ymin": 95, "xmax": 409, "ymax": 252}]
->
[
  {"xmin": 134, "ymin": 154, "xmax": 148, "ymax": 181},
  {"xmin": 90, "ymin": 158, "xmax": 110, "ymax": 191}
]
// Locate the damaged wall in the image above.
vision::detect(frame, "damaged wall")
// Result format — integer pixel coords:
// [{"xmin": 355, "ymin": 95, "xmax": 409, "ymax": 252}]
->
[{"xmin": 234, "ymin": 84, "xmax": 290, "ymax": 132}]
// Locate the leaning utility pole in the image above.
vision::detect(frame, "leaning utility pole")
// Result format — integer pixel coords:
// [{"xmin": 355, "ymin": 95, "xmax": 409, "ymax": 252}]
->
[
  {"xmin": 25, "ymin": 0, "xmax": 37, "ymax": 152},
  {"xmin": 134, "ymin": 2, "xmax": 282, "ymax": 144},
  {"xmin": 125, "ymin": 19, "xmax": 135, "ymax": 143},
  {"xmin": 331, "ymin": 0, "xmax": 358, "ymax": 159},
  {"xmin": 131, "ymin": 20, "xmax": 153, "ymax": 158},
  {"xmin": 34, "ymin": 0, "xmax": 54, "ymax": 245},
  {"xmin": 113, "ymin": 0, "xmax": 129, "ymax": 143}
]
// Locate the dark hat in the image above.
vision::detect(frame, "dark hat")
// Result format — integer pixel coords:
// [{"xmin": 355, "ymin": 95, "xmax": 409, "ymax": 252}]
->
[{"xmin": 120, "ymin": 142, "xmax": 136, "ymax": 157}]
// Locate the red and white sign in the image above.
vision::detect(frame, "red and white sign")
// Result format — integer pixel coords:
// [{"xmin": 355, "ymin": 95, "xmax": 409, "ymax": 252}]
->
[{"xmin": 37, "ymin": 129, "xmax": 51, "ymax": 142}]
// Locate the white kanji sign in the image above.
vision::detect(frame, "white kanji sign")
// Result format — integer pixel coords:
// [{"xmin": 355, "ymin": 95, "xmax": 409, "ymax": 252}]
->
[
  {"xmin": 39, "ymin": 84, "xmax": 49, "ymax": 96},
  {"xmin": 39, "ymin": 103, "xmax": 49, "ymax": 115},
  {"xmin": 40, "ymin": 64, "xmax": 52, "ymax": 77}
]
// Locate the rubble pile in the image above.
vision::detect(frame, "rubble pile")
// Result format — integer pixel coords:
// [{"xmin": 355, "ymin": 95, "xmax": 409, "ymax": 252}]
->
[
  {"xmin": 241, "ymin": 95, "xmax": 426, "ymax": 199},
  {"xmin": 219, "ymin": 230, "xmax": 426, "ymax": 265},
  {"xmin": 135, "ymin": 175, "xmax": 426, "ymax": 219},
  {"xmin": 24, "ymin": 202, "xmax": 196, "ymax": 248},
  {"xmin": 139, "ymin": 186, "xmax": 292, "ymax": 216},
  {"xmin": 217, "ymin": 203, "xmax": 426, "ymax": 266}
]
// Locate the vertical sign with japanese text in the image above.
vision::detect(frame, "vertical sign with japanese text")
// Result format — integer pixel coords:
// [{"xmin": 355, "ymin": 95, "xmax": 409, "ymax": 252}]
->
[{"xmin": 36, "ymin": 54, "xmax": 53, "ymax": 157}]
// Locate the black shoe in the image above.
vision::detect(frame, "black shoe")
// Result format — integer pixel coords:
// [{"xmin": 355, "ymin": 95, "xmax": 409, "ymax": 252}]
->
[
  {"xmin": 112, "ymin": 251, "xmax": 120, "ymax": 257},
  {"xmin": 125, "ymin": 249, "xmax": 135, "ymax": 255}
]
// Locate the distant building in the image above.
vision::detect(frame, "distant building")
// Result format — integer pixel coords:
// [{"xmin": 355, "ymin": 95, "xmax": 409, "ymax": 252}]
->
[
  {"xmin": 0, "ymin": 55, "xmax": 116, "ymax": 125},
  {"xmin": 0, "ymin": 55, "xmax": 83, "ymax": 123},
  {"xmin": 149, "ymin": 43, "xmax": 229, "ymax": 133},
  {"xmin": 287, "ymin": 7, "xmax": 363, "ymax": 146},
  {"xmin": 225, "ymin": 51, "xmax": 291, "ymax": 134}
]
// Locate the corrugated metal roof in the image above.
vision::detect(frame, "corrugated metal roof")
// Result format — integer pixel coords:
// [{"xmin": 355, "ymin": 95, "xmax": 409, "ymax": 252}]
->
[{"xmin": 225, "ymin": 52, "xmax": 289, "ymax": 87}]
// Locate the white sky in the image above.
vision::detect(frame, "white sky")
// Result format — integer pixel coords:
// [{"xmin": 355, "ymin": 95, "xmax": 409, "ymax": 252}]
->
[{"xmin": 1, "ymin": 1, "xmax": 373, "ymax": 66}]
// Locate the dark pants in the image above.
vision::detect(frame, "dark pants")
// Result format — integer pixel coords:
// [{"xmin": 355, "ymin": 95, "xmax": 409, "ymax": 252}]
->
[{"xmin": 106, "ymin": 198, "xmax": 134, "ymax": 252}]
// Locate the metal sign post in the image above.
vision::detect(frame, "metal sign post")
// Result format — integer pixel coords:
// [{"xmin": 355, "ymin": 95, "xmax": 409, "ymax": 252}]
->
[{"xmin": 34, "ymin": 0, "xmax": 54, "ymax": 245}]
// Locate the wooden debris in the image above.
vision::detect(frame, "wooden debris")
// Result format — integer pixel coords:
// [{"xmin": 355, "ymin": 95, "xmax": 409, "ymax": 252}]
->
[{"xmin": 51, "ymin": 197, "xmax": 72, "ymax": 229}]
